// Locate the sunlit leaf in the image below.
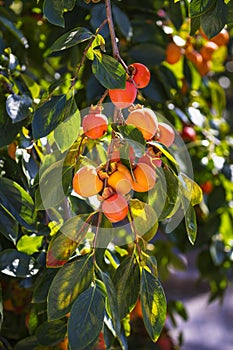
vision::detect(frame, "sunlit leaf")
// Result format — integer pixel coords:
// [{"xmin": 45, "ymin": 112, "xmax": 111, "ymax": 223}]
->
[
  {"xmin": 140, "ymin": 268, "xmax": 167, "ymax": 342},
  {"xmin": 47, "ymin": 254, "xmax": 94, "ymax": 320},
  {"xmin": 68, "ymin": 284, "xmax": 105, "ymax": 350},
  {"xmin": 179, "ymin": 173, "xmax": 203, "ymax": 206},
  {"xmin": 183, "ymin": 201, "xmax": 197, "ymax": 245},
  {"xmin": 32, "ymin": 268, "xmax": 58, "ymax": 303},
  {"xmin": 46, "ymin": 232, "xmax": 78, "ymax": 268},
  {"xmin": 17, "ymin": 235, "xmax": 43, "ymax": 255},
  {"xmin": 43, "ymin": 0, "xmax": 65, "ymax": 27},
  {"xmin": 6, "ymin": 94, "xmax": 32, "ymax": 123},
  {"xmin": 130, "ymin": 199, "xmax": 158, "ymax": 242}
]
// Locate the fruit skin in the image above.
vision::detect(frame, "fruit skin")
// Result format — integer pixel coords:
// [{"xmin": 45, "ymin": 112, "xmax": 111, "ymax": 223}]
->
[
  {"xmin": 165, "ymin": 42, "xmax": 182, "ymax": 64},
  {"xmin": 157, "ymin": 122, "xmax": 175, "ymax": 147},
  {"xmin": 73, "ymin": 165, "xmax": 103, "ymax": 197},
  {"xmin": 200, "ymin": 180, "xmax": 213, "ymax": 195},
  {"xmin": 82, "ymin": 112, "xmax": 108, "ymax": 139},
  {"xmin": 109, "ymin": 81, "xmax": 137, "ymax": 109},
  {"xmin": 102, "ymin": 193, "xmax": 129, "ymax": 223},
  {"xmin": 126, "ymin": 107, "xmax": 158, "ymax": 140},
  {"xmin": 129, "ymin": 62, "xmax": 151, "ymax": 88},
  {"xmin": 108, "ymin": 163, "xmax": 133, "ymax": 195},
  {"xmin": 200, "ymin": 41, "xmax": 218, "ymax": 61},
  {"xmin": 132, "ymin": 162, "xmax": 156, "ymax": 192},
  {"xmin": 139, "ymin": 151, "xmax": 162, "ymax": 168},
  {"xmin": 210, "ymin": 28, "xmax": 229, "ymax": 46},
  {"xmin": 181, "ymin": 126, "xmax": 196, "ymax": 142}
]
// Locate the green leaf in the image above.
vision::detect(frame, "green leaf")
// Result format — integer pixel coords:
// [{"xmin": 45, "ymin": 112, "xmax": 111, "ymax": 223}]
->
[
  {"xmin": 113, "ymin": 256, "xmax": 140, "ymax": 319},
  {"xmin": 101, "ymin": 272, "xmax": 121, "ymax": 336},
  {"xmin": 6, "ymin": 94, "xmax": 32, "ymax": 123},
  {"xmin": 140, "ymin": 269, "xmax": 167, "ymax": 342},
  {"xmin": 92, "ymin": 54, "xmax": 126, "ymax": 89},
  {"xmin": 32, "ymin": 94, "xmax": 66, "ymax": 140},
  {"xmin": 58, "ymin": 213, "xmax": 93, "ymax": 244},
  {"xmin": 47, "ymin": 254, "xmax": 94, "ymax": 320},
  {"xmin": 43, "ymin": 0, "xmax": 65, "ymax": 27},
  {"xmin": 190, "ymin": 16, "xmax": 201, "ymax": 35},
  {"xmin": 32, "ymin": 268, "xmax": 58, "ymax": 303},
  {"xmin": 183, "ymin": 202, "xmax": 197, "ymax": 245},
  {"xmin": 147, "ymin": 141, "xmax": 179, "ymax": 170},
  {"xmin": 35, "ymin": 320, "xmax": 67, "ymax": 346},
  {"xmin": 0, "ymin": 177, "xmax": 36, "ymax": 230},
  {"xmin": 0, "ymin": 204, "xmax": 18, "ymax": 243},
  {"xmin": 0, "ymin": 284, "xmax": 3, "ymax": 330},
  {"xmin": 17, "ymin": 235, "xmax": 43, "ymax": 255},
  {"xmin": 178, "ymin": 173, "xmax": 203, "ymax": 206},
  {"xmin": 116, "ymin": 124, "xmax": 146, "ymax": 156},
  {"xmin": 129, "ymin": 199, "xmax": 158, "ymax": 242},
  {"xmin": 0, "ymin": 16, "xmax": 29, "ymax": 48},
  {"xmin": 112, "ymin": 5, "xmax": 132, "ymax": 40},
  {"xmin": 167, "ymin": 0, "xmax": 183, "ymax": 30},
  {"xmin": 189, "ymin": 0, "xmax": 215, "ymax": 18},
  {"xmin": 86, "ymin": 34, "xmax": 105, "ymax": 60},
  {"xmin": 15, "ymin": 336, "xmax": 41, "ymax": 350},
  {"xmin": 46, "ymin": 232, "xmax": 78, "ymax": 268},
  {"xmin": 54, "ymin": 99, "xmax": 80, "ymax": 152},
  {"xmin": 0, "ymin": 249, "xmax": 39, "ymax": 278},
  {"xmin": 200, "ymin": 0, "xmax": 227, "ymax": 38},
  {"xmin": 68, "ymin": 284, "xmax": 105, "ymax": 350},
  {"xmin": 129, "ymin": 43, "xmax": 165, "ymax": 67},
  {"xmin": 46, "ymin": 27, "xmax": 94, "ymax": 55}
]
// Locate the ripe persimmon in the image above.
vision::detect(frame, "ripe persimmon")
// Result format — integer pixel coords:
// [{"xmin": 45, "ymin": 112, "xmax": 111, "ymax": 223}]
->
[
  {"xmin": 210, "ymin": 28, "xmax": 229, "ymax": 46},
  {"xmin": 109, "ymin": 81, "xmax": 137, "ymax": 109},
  {"xmin": 73, "ymin": 165, "xmax": 103, "ymax": 197},
  {"xmin": 102, "ymin": 193, "xmax": 128, "ymax": 223},
  {"xmin": 200, "ymin": 41, "xmax": 218, "ymax": 61},
  {"xmin": 82, "ymin": 106, "xmax": 108, "ymax": 139},
  {"xmin": 157, "ymin": 122, "xmax": 175, "ymax": 147},
  {"xmin": 126, "ymin": 106, "xmax": 158, "ymax": 140},
  {"xmin": 129, "ymin": 62, "xmax": 151, "ymax": 88},
  {"xmin": 8, "ymin": 142, "xmax": 17, "ymax": 160},
  {"xmin": 165, "ymin": 42, "xmax": 182, "ymax": 64},
  {"xmin": 108, "ymin": 162, "xmax": 132, "ymax": 195},
  {"xmin": 132, "ymin": 162, "xmax": 156, "ymax": 192}
]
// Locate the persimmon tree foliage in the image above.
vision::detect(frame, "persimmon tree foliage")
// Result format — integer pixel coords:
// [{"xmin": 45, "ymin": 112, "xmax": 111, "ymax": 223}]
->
[{"xmin": 0, "ymin": 1, "xmax": 233, "ymax": 349}]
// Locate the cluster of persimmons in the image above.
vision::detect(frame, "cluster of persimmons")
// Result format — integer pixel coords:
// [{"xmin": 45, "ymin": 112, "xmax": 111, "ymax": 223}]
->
[
  {"xmin": 72, "ymin": 63, "xmax": 175, "ymax": 224},
  {"xmin": 165, "ymin": 28, "xmax": 229, "ymax": 76}
]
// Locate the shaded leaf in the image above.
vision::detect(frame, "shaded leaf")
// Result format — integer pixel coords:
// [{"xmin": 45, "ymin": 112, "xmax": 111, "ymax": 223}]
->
[
  {"xmin": 68, "ymin": 284, "xmax": 105, "ymax": 350},
  {"xmin": 200, "ymin": 0, "xmax": 227, "ymax": 38},
  {"xmin": 113, "ymin": 256, "xmax": 140, "ymax": 319},
  {"xmin": 112, "ymin": 5, "xmax": 132, "ymax": 40},
  {"xmin": 189, "ymin": 0, "xmax": 214, "ymax": 18},
  {"xmin": 129, "ymin": 43, "xmax": 165, "ymax": 67},
  {"xmin": 0, "ymin": 177, "xmax": 36, "ymax": 230},
  {"xmin": 116, "ymin": 124, "xmax": 146, "ymax": 157},
  {"xmin": 47, "ymin": 27, "xmax": 94, "ymax": 55},
  {"xmin": 0, "ymin": 16, "xmax": 29, "ymax": 48},
  {"xmin": 6, "ymin": 94, "xmax": 32, "ymax": 123},
  {"xmin": 140, "ymin": 269, "xmax": 167, "ymax": 342},
  {"xmin": 0, "ymin": 204, "xmax": 18, "ymax": 243},
  {"xmin": 0, "ymin": 249, "xmax": 39, "ymax": 278},
  {"xmin": 43, "ymin": 0, "xmax": 65, "ymax": 27},
  {"xmin": 32, "ymin": 268, "xmax": 58, "ymax": 303},
  {"xmin": 183, "ymin": 202, "xmax": 197, "ymax": 245},
  {"xmin": 15, "ymin": 336, "xmax": 41, "ymax": 350},
  {"xmin": 35, "ymin": 320, "xmax": 67, "ymax": 346},
  {"xmin": 58, "ymin": 213, "xmax": 93, "ymax": 243},
  {"xmin": 54, "ymin": 100, "xmax": 80, "ymax": 152},
  {"xmin": 32, "ymin": 95, "xmax": 66, "ymax": 140},
  {"xmin": 47, "ymin": 254, "xmax": 94, "ymax": 320},
  {"xmin": 101, "ymin": 272, "xmax": 121, "ymax": 336},
  {"xmin": 92, "ymin": 54, "xmax": 126, "ymax": 89}
]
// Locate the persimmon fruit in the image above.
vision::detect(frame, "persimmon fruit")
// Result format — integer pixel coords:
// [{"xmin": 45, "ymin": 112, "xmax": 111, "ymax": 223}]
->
[
  {"xmin": 73, "ymin": 165, "xmax": 103, "ymax": 197},
  {"xmin": 126, "ymin": 107, "xmax": 158, "ymax": 140},
  {"xmin": 157, "ymin": 122, "xmax": 175, "ymax": 147},
  {"xmin": 129, "ymin": 62, "xmax": 151, "ymax": 88},
  {"xmin": 109, "ymin": 81, "xmax": 137, "ymax": 109},
  {"xmin": 102, "ymin": 193, "xmax": 129, "ymax": 223},
  {"xmin": 210, "ymin": 28, "xmax": 229, "ymax": 46},
  {"xmin": 181, "ymin": 126, "xmax": 196, "ymax": 142},
  {"xmin": 82, "ymin": 108, "xmax": 108, "ymax": 139},
  {"xmin": 200, "ymin": 41, "xmax": 218, "ymax": 61},
  {"xmin": 132, "ymin": 162, "xmax": 156, "ymax": 192},
  {"xmin": 165, "ymin": 42, "xmax": 182, "ymax": 64},
  {"xmin": 108, "ymin": 163, "xmax": 132, "ymax": 195}
]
